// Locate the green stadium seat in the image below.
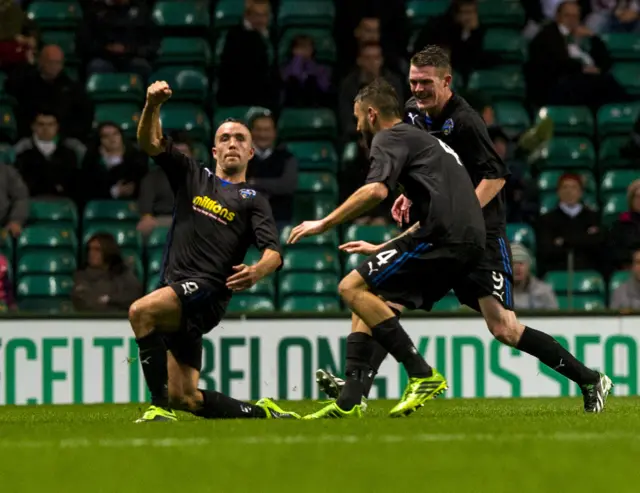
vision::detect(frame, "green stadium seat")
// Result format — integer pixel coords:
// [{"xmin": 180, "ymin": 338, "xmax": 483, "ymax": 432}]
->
[
  {"xmin": 341, "ymin": 141, "xmax": 359, "ymax": 166},
  {"xmin": 213, "ymin": 106, "xmax": 252, "ymax": 128},
  {"xmin": 17, "ymin": 251, "xmax": 76, "ymax": 277},
  {"xmin": 296, "ymin": 172, "xmax": 338, "ymax": 196},
  {"xmin": 345, "ymin": 253, "xmax": 365, "ymax": 272},
  {"xmin": 146, "ymin": 274, "xmax": 161, "ymax": 293},
  {"xmin": 278, "ymin": 108, "xmax": 337, "ymax": 141},
  {"xmin": 147, "ymin": 226, "xmax": 170, "ymax": 251},
  {"xmin": 610, "ymin": 270, "xmax": 631, "ymax": 292},
  {"xmin": 599, "ymin": 137, "xmax": 634, "ymax": 169},
  {"xmin": 467, "ymin": 67, "xmax": 525, "ymax": 101},
  {"xmin": 228, "ymin": 295, "xmax": 275, "ymax": 313},
  {"xmin": 82, "ymin": 224, "xmax": 142, "ymax": 251},
  {"xmin": 156, "ymin": 38, "xmax": 212, "ymax": 67},
  {"xmin": 150, "ymin": 67, "xmax": 209, "ymax": 102},
  {"xmin": 281, "ymin": 295, "xmax": 340, "ymax": 313},
  {"xmin": 556, "ymin": 294, "xmax": 605, "ymax": 311},
  {"xmin": 536, "ymin": 106, "xmax": 594, "ymax": 136},
  {"xmin": 478, "ymin": 2, "xmax": 525, "ymax": 27},
  {"xmin": 282, "ymin": 247, "xmax": 340, "ymax": 274},
  {"xmin": 344, "ymin": 225, "xmax": 399, "ymax": 244},
  {"xmin": 601, "ymin": 170, "xmax": 640, "ymax": 194},
  {"xmin": 93, "ymin": 103, "xmax": 140, "ymax": 138},
  {"xmin": 17, "ymin": 274, "xmax": 74, "ymax": 298},
  {"xmin": 159, "ymin": 104, "xmax": 211, "ymax": 142},
  {"xmin": 152, "ymin": 1, "xmax": 210, "ymax": 28},
  {"xmin": 597, "ymin": 102, "xmax": 640, "ymax": 139},
  {"xmin": 243, "ymin": 247, "xmax": 262, "ymax": 266},
  {"xmin": 18, "ymin": 226, "xmax": 77, "ymax": 254},
  {"xmin": 27, "ymin": 1, "xmax": 81, "ymax": 29},
  {"xmin": 86, "ymin": 73, "xmax": 144, "ymax": 103},
  {"xmin": 539, "ymin": 191, "xmax": 598, "ymax": 214},
  {"xmin": 432, "ymin": 294, "xmax": 462, "ymax": 312},
  {"xmin": 611, "ymin": 64, "xmax": 640, "ymax": 96},
  {"xmin": 602, "ymin": 193, "xmax": 628, "ymax": 225},
  {"xmin": 279, "ymin": 226, "xmax": 338, "ymax": 248},
  {"xmin": 506, "ymin": 223, "xmax": 535, "ymax": 251},
  {"xmin": 244, "ymin": 277, "xmax": 276, "ymax": 297},
  {"xmin": 18, "ymin": 298, "xmax": 73, "ymax": 314},
  {"xmin": 292, "ymin": 195, "xmax": 337, "ymax": 222},
  {"xmin": 279, "ymin": 272, "xmax": 339, "ymax": 301},
  {"xmin": 214, "ymin": 0, "xmax": 245, "ymax": 30},
  {"xmin": 537, "ymin": 170, "xmax": 596, "ymax": 193},
  {"xmin": 278, "ymin": 2, "xmax": 335, "ymax": 30},
  {"xmin": 493, "ymin": 101, "xmax": 530, "ymax": 137},
  {"xmin": 40, "ymin": 30, "xmax": 78, "ymax": 63},
  {"xmin": 0, "ymin": 105, "xmax": 17, "ymax": 142},
  {"xmin": 536, "ymin": 137, "xmax": 596, "ymax": 169},
  {"xmin": 278, "ymin": 29, "xmax": 336, "ymax": 64},
  {"xmin": 406, "ymin": 0, "xmax": 448, "ymax": 29},
  {"xmin": 29, "ymin": 199, "xmax": 78, "ymax": 228},
  {"xmin": 482, "ymin": 29, "xmax": 525, "ymax": 63},
  {"xmin": 147, "ymin": 249, "xmax": 165, "ymax": 276},
  {"xmin": 83, "ymin": 200, "xmax": 139, "ymax": 224},
  {"xmin": 602, "ymin": 32, "xmax": 640, "ymax": 61},
  {"xmin": 286, "ymin": 141, "xmax": 338, "ymax": 172},
  {"xmin": 544, "ymin": 270, "xmax": 605, "ymax": 295}
]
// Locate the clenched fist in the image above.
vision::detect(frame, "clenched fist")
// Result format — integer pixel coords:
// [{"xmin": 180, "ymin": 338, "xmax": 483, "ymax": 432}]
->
[{"xmin": 146, "ymin": 80, "xmax": 172, "ymax": 106}]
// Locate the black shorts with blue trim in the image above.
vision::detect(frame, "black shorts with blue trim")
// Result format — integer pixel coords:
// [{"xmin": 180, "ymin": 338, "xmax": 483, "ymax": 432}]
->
[
  {"xmin": 453, "ymin": 236, "xmax": 514, "ymax": 312},
  {"xmin": 356, "ymin": 234, "xmax": 483, "ymax": 311}
]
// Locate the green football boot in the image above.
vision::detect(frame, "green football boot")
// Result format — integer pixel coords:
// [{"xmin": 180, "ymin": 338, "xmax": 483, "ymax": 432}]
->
[
  {"xmin": 389, "ymin": 370, "xmax": 448, "ymax": 418},
  {"xmin": 315, "ymin": 369, "xmax": 369, "ymax": 412},
  {"xmin": 135, "ymin": 405, "xmax": 177, "ymax": 423},
  {"xmin": 581, "ymin": 373, "xmax": 613, "ymax": 413},
  {"xmin": 302, "ymin": 401, "xmax": 364, "ymax": 420},
  {"xmin": 255, "ymin": 398, "xmax": 301, "ymax": 419}
]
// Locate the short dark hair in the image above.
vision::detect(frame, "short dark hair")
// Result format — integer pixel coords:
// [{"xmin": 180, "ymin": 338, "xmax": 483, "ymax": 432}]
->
[
  {"xmin": 556, "ymin": 0, "xmax": 579, "ymax": 16},
  {"xmin": 34, "ymin": 110, "xmax": 58, "ymax": 122},
  {"xmin": 87, "ymin": 232, "xmax": 125, "ymax": 275},
  {"xmin": 411, "ymin": 45, "xmax": 452, "ymax": 72},
  {"xmin": 354, "ymin": 78, "xmax": 401, "ymax": 119}
]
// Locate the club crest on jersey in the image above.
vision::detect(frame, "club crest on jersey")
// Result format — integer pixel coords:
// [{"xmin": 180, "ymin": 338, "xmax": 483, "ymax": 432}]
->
[
  {"xmin": 442, "ymin": 118, "xmax": 454, "ymax": 135},
  {"xmin": 239, "ymin": 188, "xmax": 256, "ymax": 199}
]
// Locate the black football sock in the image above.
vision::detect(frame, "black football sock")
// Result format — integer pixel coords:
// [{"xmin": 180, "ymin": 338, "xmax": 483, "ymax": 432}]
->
[
  {"xmin": 362, "ymin": 341, "xmax": 389, "ymax": 398},
  {"xmin": 193, "ymin": 389, "xmax": 267, "ymax": 419},
  {"xmin": 136, "ymin": 332, "xmax": 169, "ymax": 408},
  {"xmin": 370, "ymin": 316, "xmax": 433, "ymax": 378},
  {"xmin": 516, "ymin": 326, "xmax": 599, "ymax": 386},
  {"xmin": 336, "ymin": 332, "xmax": 375, "ymax": 411}
]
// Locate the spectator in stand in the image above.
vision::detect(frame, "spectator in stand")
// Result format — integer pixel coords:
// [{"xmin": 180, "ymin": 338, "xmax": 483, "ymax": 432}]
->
[
  {"xmin": 217, "ymin": 0, "xmax": 276, "ymax": 108},
  {"xmin": 0, "ymin": 0, "xmax": 38, "ymax": 70},
  {"xmin": 0, "ymin": 253, "xmax": 15, "ymax": 311},
  {"xmin": 536, "ymin": 173, "xmax": 604, "ymax": 274},
  {"xmin": 71, "ymin": 232, "xmax": 142, "ymax": 313},
  {"xmin": 280, "ymin": 35, "xmax": 332, "ymax": 108},
  {"xmin": 136, "ymin": 131, "xmax": 188, "ymax": 238},
  {"xmin": 512, "ymin": 243, "xmax": 559, "ymax": 310},
  {"xmin": 0, "ymin": 163, "xmax": 29, "ymax": 239},
  {"xmin": 81, "ymin": 122, "xmax": 148, "ymax": 203},
  {"xmin": 246, "ymin": 109, "xmax": 297, "ymax": 230},
  {"xmin": 78, "ymin": 0, "xmax": 158, "ymax": 80},
  {"xmin": 586, "ymin": 0, "xmax": 640, "ymax": 34},
  {"xmin": 609, "ymin": 179, "xmax": 640, "ymax": 270},
  {"xmin": 610, "ymin": 249, "xmax": 640, "ymax": 310},
  {"xmin": 14, "ymin": 111, "xmax": 80, "ymax": 203},
  {"xmin": 6, "ymin": 45, "xmax": 94, "ymax": 141},
  {"xmin": 526, "ymin": 1, "xmax": 627, "ymax": 108},
  {"xmin": 339, "ymin": 42, "xmax": 404, "ymax": 139}
]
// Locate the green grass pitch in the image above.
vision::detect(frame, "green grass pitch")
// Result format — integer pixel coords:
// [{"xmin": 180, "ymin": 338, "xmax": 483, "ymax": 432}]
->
[{"xmin": 1, "ymin": 397, "xmax": 640, "ymax": 492}]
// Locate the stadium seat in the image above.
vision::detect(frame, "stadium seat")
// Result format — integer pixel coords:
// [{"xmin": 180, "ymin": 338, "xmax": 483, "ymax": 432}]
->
[
  {"xmin": 278, "ymin": 1, "xmax": 335, "ymax": 29},
  {"xmin": 599, "ymin": 137, "xmax": 634, "ymax": 169},
  {"xmin": 597, "ymin": 102, "xmax": 640, "ymax": 139},
  {"xmin": 150, "ymin": 67, "xmax": 209, "ymax": 102},
  {"xmin": 86, "ymin": 73, "xmax": 144, "ymax": 103},
  {"xmin": 213, "ymin": 106, "xmax": 252, "ymax": 128},
  {"xmin": 152, "ymin": 1, "xmax": 211, "ymax": 28},
  {"xmin": 156, "ymin": 37, "xmax": 212, "ymax": 67},
  {"xmin": 18, "ymin": 226, "xmax": 77, "ymax": 254},
  {"xmin": 602, "ymin": 32, "xmax": 640, "ymax": 61},
  {"xmin": 244, "ymin": 277, "xmax": 276, "ymax": 297},
  {"xmin": 345, "ymin": 253, "xmax": 365, "ymax": 272},
  {"xmin": 537, "ymin": 170, "xmax": 596, "ymax": 193},
  {"xmin": 0, "ymin": 105, "xmax": 17, "ymax": 142},
  {"xmin": 82, "ymin": 224, "xmax": 142, "ymax": 252},
  {"xmin": 147, "ymin": 249, "xmax": 165, "ymax": 276},
  {"xmin": 544, "ymin": 270, "xmax": 605, "ymax": 295},
  {"xmin": 467, "ymin": 67, "xmax": 525, "ymax": 101},
  {"xmin": 406, "ymin": 0, "xmax": 448, "ymax": 29},
  {"xmin": 601, "ymin": 170, "xmax": 640, "ymax": 194},
  {"xmin": 292, "ymin": 195, "xmax": 337, "ymax": 222},
  {"xmin": 536, "ymin": 137, "xmax": 596, "ymax": 169},
  {"xmin": 281, "ymin": 295, "xmax": 340, "ymax": 313},
  {"xmin": 296, "ymin": 172, "xmax": 338, "ymax": 196},
  {"xmin": 280, "ymin": 226, "xmax": 338, "ymax": 248},
  {"xmin": 147, "ymin": 226, "xmax": 170, "ymax": 251},
  {"xmin": 602, "ymin": 193, "xmax": 628, "ymax": 225},
  {"xmin": 17, "ymin": 275, "xmax": 74, "ymax": 298},
  {"xmin": 286, "ymin": 141, "xmax": 338, "ymax": 172},
  {"xmin": 228, "ymin": 295, "xmax": 275, "ymax": 313},
  {"xmin": 278, "ymin": 108, "xmax": 337, "ymax": 141},
  {"xmin": 478, "ymin": 1, "xmax": 526, "ymax": 27},
  {"xmin": 279, "ymin": 272, "xmax": 339, "ymax": 301},
  {"xmin": 159, "ymin": 104, "xmax": 211, "ymax": 142},
  {"xmin": 482, "ymin": 29, "xmax": 525, "ymax": 63},
  {"xmin": 493, "ymin": 101, "xmax": 530, "ymax": 137},
  {"xmin": 17, "ymin": 251, "xmax": 76, "ymax": 277},
  {"xmin": 610, "ymin": 270, "xmax": 631, "ymax": 292},
  {"xmin": 243, "ymin": 247, "xmax": 262, "ymax": 266},
  {"xmin": 146, "ymin": 274, "xmax": 161, "ymax": 293},
  {"xmin": 432, "ymin": 294, "xmax": 462, "ymax": 312},
  {"xmin": 18, "ymin": 298, "xmax": 73, "ymax": 314},
  {"xmin": 556, "ymin": 294, "xmax": 605, "ymax": 311},
  {"xmin": 611, "ymin": 64, "xmax": 640, "ymax": 96},
  {"xmin": 29, "ymin": 199, "xmax": 78, "ymax": 228},
  {"xmin": 539, "ymin": 191, "xmax": 598, "ymax": 214},
  {"xmin": 536, "ymin": 106, "xmax": 593, "ymax": 136},
  {"xmin": 281, "ymin": 247, "xmax": 340, "ymax": 274},
  {"xmin": 214, "ymin": 0, "xmax": 246, "ymax": 30},
  {"xmin": 93, "ymin": 103, "xmax": 140, "ymax": 138},
  {"xmin": 278, "ymin": 29, "xmax": 336, "ymax": 64},
  {"xmin": 506, "ymin": 223, "xmax": 535, "ymax": 251},
  {"xmin": 27, "ymin": 1, "xmax": 81, "ymax": 29},
  {"xmin": 83, "ymin": 200, "xmax": 139, "ymax": 225},
  {"xmin": 344, "ymin": 225, "xmax": 399, "ymax": 244}
]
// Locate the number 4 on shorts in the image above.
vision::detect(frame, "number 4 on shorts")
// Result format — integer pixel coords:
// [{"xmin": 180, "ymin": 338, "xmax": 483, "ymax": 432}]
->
[{"xmin": 375, "ymin": 249, "xmax": 398, "ymax": 266}]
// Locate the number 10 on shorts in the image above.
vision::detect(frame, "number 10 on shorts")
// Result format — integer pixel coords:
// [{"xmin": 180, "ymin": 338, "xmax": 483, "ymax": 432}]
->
[{"xmin": 367, "ymin": 249, "xmax": 398, "ymax": 275}]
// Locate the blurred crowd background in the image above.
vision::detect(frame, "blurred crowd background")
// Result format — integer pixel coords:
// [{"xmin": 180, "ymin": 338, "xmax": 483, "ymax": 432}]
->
[{"xmin": 0, "ymin": 0, "xmax": 639, "ymax": 315}]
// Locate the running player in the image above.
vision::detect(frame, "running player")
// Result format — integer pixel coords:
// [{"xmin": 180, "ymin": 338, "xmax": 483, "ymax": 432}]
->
[
  {"xmin": 289, "ymin": 78, "xmax": 486, "ymax": 418},
  {"xmin": 317, "ymin": 46, "xmax": 612, "ymax": 413},
  {"xmin": 132, "ymin": 81, "xmax": 298, "ymax": 422}
]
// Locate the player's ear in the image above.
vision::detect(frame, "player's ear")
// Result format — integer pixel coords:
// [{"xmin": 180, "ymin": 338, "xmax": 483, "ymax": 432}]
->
[
  {"xmin": 367, "ymin": 106, "xmax": 377, "ymax": 124},
  {"xmin": 212, "ymin": 146, "xmax": 217, "ymax": 161},
  {"xmin": 248, "ymin": 145, "xmax": 255, "ymax": 160},
  {"xmin": 443, "ymin": 74, "xmax": 453, "ymax": 89}
]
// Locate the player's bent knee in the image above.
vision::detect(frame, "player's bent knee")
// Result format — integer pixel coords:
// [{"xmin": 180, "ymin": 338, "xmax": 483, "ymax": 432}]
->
[
  {"xmin": 486, "ymin": 317, "xmax": 521, "ymax": 346},
  {"xmin": 128, "ymin": 298, "xmax": 155, "ymax": 337},
  {"xmin": 338, "ymin": 271, "xmax": 367, "ymax": 304}
]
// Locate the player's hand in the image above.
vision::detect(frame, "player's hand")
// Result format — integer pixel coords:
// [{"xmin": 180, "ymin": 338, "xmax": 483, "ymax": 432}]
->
[
  {"xmin": 226, "ymin": 264, "xmax": 259, "ymax": 292},
  {"xmin": 146, "ymin": 81, "xmax": 172, "ymax": 107},
  {"xmin": 391, "ymin": 194, "xmax": 412, "ymax": 226},
  {"xmin": 339, "ymin": 240, "xmax": 379, "ymax": 255},
  {"xmin": 287, "ymin": 220, "xmax": 327, "ymax": 244}
]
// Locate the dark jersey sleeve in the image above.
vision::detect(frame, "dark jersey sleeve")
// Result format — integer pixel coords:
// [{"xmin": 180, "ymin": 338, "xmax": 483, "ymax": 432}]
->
[
  {"xmin": 365, "ymin": 131, "xmax": 407, "ymax": 192},
  {"xmin": 250, "ymin": 194, "xmax": 283, "ymax": 266},
  {"xmin": 151, "ymin": 136, "xmax": 200, "ymax": 194},
  {"xmin": 457, "ymin": 117, "xmax": 510, "ymax": 180}
]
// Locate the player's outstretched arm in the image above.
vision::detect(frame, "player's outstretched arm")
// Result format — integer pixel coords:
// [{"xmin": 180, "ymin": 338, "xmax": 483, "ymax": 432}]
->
[
  {"xmin": 340, "ymin": 221, "xmax": 421, "ymax": 255},
  {"xmin": 138, "ymin": 81, "xmax": 172, "ymax": 156}
]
